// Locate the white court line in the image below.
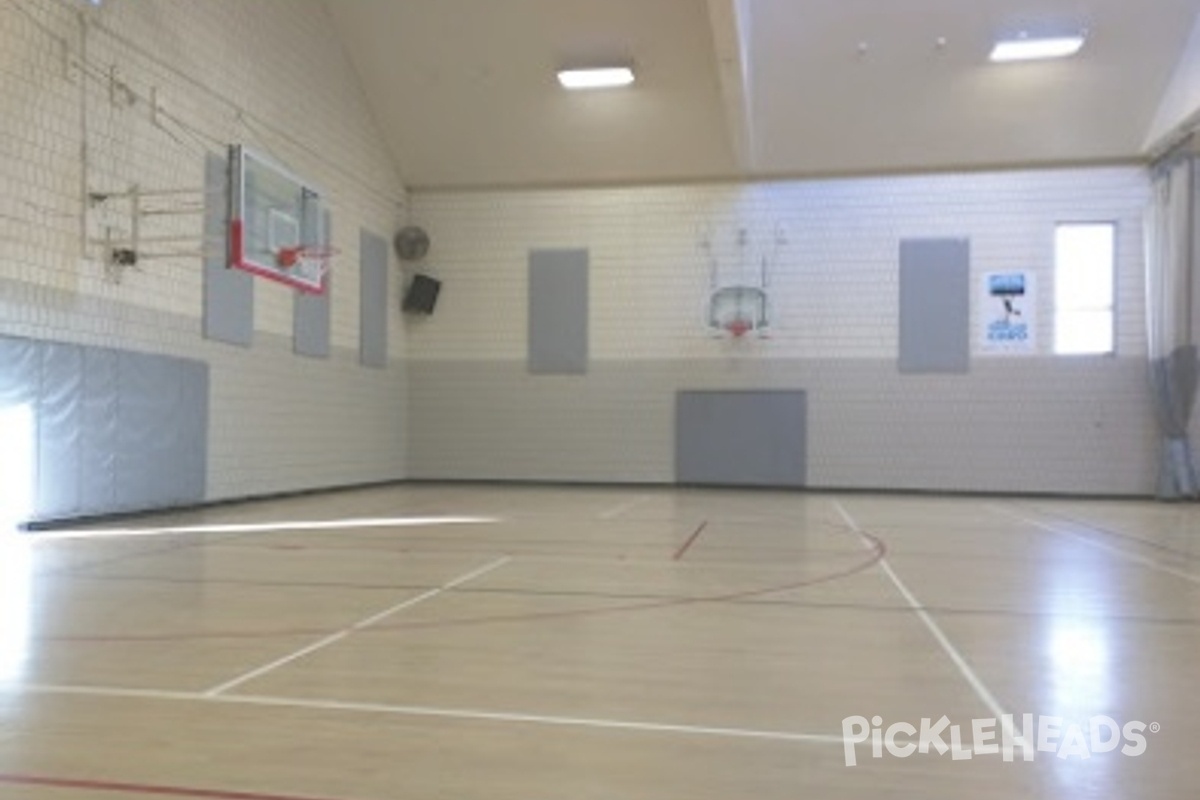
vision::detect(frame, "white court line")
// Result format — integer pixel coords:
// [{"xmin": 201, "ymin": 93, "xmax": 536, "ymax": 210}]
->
[
  {"xmin": 990, "ymin": 504, "xmax": 1200, "ymax": 586},
  {"xmin": 203, "ymin": 556, "xmax": 511, "ymax": 697},
  {"xmin": 832, "ymin": 501, "xmax": 1016, "ymax": 730},
  {"xmin": 229, "ymin": 693, "xmax": 846, "ymax": 745},
  {"xmin": 598, "ymin": 495, "xmax": 650, "ymax": 520},
  {"xmin": 11, "ymin": 682, "xmax": 846, "ymax": 746},
  {"xmin": 203, "ymin": 629, "xmax": 353, "ymax": 698}
]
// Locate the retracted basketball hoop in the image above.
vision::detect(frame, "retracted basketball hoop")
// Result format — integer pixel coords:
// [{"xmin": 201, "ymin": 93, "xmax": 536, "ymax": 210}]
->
[{"xmin": 700, "ymin": 222, "xmax": 785, "ymax": 340}]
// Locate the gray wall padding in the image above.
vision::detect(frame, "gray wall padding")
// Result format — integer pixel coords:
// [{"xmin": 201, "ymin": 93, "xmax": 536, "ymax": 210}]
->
[
  {"xmin": 0, "ymin": 335, "xmax": 208, "ymax": 522},
  {"xmin": 360, "ymin": 228, "xmax": 389, "ymax": 368},
  {"xmin": 80, "ymin": 347, "xmax": 120, "ymax": 512},
  {"xmin": 529, "ymin": 248, "xmax": 589, "ymax": 375},
  {"xmin": 203, "ymin": 151, "xmax": 254, "ymax": 347},
  {"xmin": 676, "ymin": 390, "xmax": 808, "ymax": 487},
  {"xmin": 116, "ymin": 352, "xmax": 206, "ymax": 511},
  {"xmin": 898, "ymin": 238, "xmax": 970, "ymax": 374},
  {"xmin": 36, "ymin": 343, "xmax": 84, "ymax": 517},
  {"xmin": 294, "ymin": 209, "xmax": 333, "ymax": 358},
  {"xmin": 0, "ymin": 337, "xmax": 39, "ymax": 518}
]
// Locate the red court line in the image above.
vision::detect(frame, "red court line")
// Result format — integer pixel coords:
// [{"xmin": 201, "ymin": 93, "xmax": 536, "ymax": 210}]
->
[
  {"xmin": 0, "ymin": 773, "xmax": 353, "ymax": 800},
  {"xmin": 672, "ymin": 521, "xmax": 708, "ymax": 561}
]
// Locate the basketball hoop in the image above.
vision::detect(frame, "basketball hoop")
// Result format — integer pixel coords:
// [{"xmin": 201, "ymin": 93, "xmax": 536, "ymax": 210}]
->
[
  {"xmin": 708, "ymin": 285, "xmax": 768, "ymax": 339},
  {"xmin": 277, "ymin": 244, "xmax": 336, "ymax": 268},
  {"xmin": 276, "ymin": 244, "xmax": 337, "ymax": 287},
  {"xmin": 725, "ymin": 318, "xmax": 752, "ymax": 338}
]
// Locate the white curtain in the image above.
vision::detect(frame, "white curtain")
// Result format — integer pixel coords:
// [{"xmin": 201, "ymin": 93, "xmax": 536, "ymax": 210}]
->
[{"xmin": 1145, "ymin": 156, "xmax": 1199, "ymax": 500}]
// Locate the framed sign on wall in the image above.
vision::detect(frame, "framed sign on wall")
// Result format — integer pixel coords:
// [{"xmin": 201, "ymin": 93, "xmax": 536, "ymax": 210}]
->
[{"xmin": 980, "ymin": 271, "xmax": 1036, "ymax": 355}]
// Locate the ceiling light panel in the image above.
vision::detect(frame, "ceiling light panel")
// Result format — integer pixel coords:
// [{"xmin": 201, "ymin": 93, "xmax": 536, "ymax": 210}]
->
[
  {"xmin": 557, "ymin": 67, "xmax": 636, "ymax": 90},
  {"xmin": 990, "ymin": 35, "xmax": 1086, "ymax": 63}
]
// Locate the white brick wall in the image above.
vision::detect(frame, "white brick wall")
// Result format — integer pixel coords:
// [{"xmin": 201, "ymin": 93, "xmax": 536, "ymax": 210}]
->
[
  {"xmin": 0, "ymin": 0, "xmax": 1165, "ymax": 500},
  {"xmin": 408, "ymin": 167, "xmax": 1159, "ymax": 495},
  {"xmin": 411, "ymin": 167, "xmax": 1149, "ymax": 361},
  {"xmin": 0, "ymin": 0, "xmax": 408, "ymax": 501}
]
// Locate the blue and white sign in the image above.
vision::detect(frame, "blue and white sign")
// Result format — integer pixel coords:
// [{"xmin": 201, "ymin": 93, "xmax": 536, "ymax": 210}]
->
[{"xmin": 981, "ymin": 271, "xmax": 1036, "ymax": 354}]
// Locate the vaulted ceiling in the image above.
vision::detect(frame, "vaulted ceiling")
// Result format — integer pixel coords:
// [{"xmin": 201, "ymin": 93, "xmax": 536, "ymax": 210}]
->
[{"xmin": 326, "ymin": 0, "xmax": 1200, "ymax": 189}]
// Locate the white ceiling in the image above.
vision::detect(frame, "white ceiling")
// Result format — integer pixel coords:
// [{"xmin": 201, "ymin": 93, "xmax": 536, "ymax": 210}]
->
[{"xmin": 325, "ymin": 0, "xmax": 1200, "ymax": 189}]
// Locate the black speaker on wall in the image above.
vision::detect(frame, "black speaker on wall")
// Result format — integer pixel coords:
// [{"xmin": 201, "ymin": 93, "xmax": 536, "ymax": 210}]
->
[{"xmin": 402, "ymin": 273, "xmax": 441, "ymax": 315}]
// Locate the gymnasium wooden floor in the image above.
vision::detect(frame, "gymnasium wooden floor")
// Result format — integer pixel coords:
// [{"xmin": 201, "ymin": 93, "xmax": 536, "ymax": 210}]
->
[{"xmin": 0, "ymin": 485, "xmax": 1197, "ymax": 799}]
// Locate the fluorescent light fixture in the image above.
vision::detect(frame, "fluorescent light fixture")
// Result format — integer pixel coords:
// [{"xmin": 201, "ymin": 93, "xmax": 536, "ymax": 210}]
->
[
  {"xmin": 990, "ymin": 34, "xmax": 1085, "ymax": 63},
  {"xmin": 557, "ymin": 67, "xmax": 635, "ymax": 90}
]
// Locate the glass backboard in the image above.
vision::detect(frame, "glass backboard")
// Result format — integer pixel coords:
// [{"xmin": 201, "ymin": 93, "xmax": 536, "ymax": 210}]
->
[{"xmin": 229, "ymin": 145, "xmax": 328, "ymax": 294}]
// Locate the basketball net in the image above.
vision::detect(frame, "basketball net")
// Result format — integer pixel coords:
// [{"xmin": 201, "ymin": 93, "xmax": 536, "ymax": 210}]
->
[
  {"xmin": 276, "ymin": 245, "xmax": 336, "ymax": 284},
  {"xmin": 725, "ymin": 318, "xmax": 753, "ymax": 338}
]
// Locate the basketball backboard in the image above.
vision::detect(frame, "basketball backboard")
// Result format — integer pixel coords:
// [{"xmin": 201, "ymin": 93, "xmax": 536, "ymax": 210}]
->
[{"xmin": 229, "ymin": 145, "xmax": 329, "ymax": 293}]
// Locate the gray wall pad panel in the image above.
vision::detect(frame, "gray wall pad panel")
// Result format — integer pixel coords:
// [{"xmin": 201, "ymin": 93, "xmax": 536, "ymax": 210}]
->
[
  {"xmin": 405, "ymin": 358, "xmax": 1157, "ymax": 496},
  {"xmin": 81, "ymin": 347, "xmax": 119, "ymax": 512},
  {"xmin": 899, "ymin": 238, "xmax": 971, "ymax": 374},
  {"xmin": 116, "ymin": 351, "xmax": 208, "ymax": 510},
  {"xmin": 202, "ymin": 151, "xmax": 255, "ymax": 347},
  {"xmin": 0, "ymin": 337, "xmax": 40, "ymax": 517},
  {"xmin": 676, "ymin": 391, "xmax": 807, "ymax": 487},
  {"xmin": 178, "ymin": 360, "xmax": 210, "ymax": 503},
  {"xmin": 360, "ymin": 229, "xmax": 389, "ymax": 368},
  {"xmin": 294, "ymin": 209, "xmax": 333, "ymax": 358},
  {"xmin": 0, "ymin": 334, "xmax": 208, "ymax": 521},
  {"xmin": 115, "ymin": 352, "xmax": 175, "ymax": 510},
  {"xmin": 529, "ymin": 248, "xmax": 589, "ymax": 375},
  {"xmin": 36, "ymin": 343, "xmax": 84, "ymax": 517},
  {"xmin": 294, "ymin": 287, "xmax": 333, "ymax": 358},
  {"xmin": 0, "ymin": 336, "xmax": 38, "ymax": 406},
  {"xmin": 0, "ymin": 275, "xmax": 407, "ymax": 505}
]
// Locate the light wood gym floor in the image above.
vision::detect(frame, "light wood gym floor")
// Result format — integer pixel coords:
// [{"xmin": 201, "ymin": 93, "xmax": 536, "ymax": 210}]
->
[{"xmin": 0, "ymin": 484, "xmax": 1197, "ymax": 799}]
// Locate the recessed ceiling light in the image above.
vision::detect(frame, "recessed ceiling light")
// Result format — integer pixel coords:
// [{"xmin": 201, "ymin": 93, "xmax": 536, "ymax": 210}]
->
[
  {"xmin": 990, "ymin": 34, "xmax": 1085, "ymax": 63},
  {"xmin": 556, "ymin": 67, "xmax": 636, "ymax": 90}
]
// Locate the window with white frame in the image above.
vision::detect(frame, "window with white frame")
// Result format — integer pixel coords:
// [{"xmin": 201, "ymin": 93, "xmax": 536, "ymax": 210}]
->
[{"xmin": 1054, "ymin": 223, "xmax": 1116, "ymax": 355}]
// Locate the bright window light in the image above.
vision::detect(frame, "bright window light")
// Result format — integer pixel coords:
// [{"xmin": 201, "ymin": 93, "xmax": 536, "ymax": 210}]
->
[
  {"xmin": 0, "ymin": 534, "xmax": 32, "ymax": 682},
  {"xmin": 0, "ymin": 404, "xmax": 34, "ymax": 530},
  {"xmin": 990, "ymin": 35, "xmax": 1085, "ymax": 63},
  {"xmin": 557, "ymin": 67, "xmax": 635, "ymax": 90},
  {"xmin": 1055, "ymin": 223, "xmax": 1115, "ymax": 355},
  {"xmin": 0, "ymin": 404, "xmax": 34, "ymax": 683}
]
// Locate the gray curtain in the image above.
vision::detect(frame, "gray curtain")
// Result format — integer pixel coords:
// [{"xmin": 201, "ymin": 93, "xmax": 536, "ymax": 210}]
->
[{"xmin": 1145, "ymin": 156, "xmax": 1199, "ymax": 500}]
